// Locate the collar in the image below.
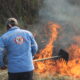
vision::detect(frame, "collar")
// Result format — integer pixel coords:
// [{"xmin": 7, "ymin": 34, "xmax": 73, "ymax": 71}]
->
[{"xmin": 8, "ymin": 26, "xmax": 20, "ymax": 31}]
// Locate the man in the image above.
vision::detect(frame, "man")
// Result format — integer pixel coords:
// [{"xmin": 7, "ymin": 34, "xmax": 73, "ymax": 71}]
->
[{"xmin": 0, "ymin": 18, "xmax": 38, "ymax": 80}]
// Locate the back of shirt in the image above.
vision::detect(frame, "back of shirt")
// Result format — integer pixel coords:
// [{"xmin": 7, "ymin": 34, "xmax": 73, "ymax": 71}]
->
[{"xmin": 0, "ymin": 27, "xmax": 38, "ymax": 73}]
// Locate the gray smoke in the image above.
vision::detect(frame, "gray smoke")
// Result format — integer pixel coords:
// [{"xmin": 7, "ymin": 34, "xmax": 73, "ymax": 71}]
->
[
  {"xmin": 38, "ymin": 0, "xmax": 80, "ymax": 50},
  {"xmin": 39, "ymin": 0, "xmax": 80, "ymax": 25}
]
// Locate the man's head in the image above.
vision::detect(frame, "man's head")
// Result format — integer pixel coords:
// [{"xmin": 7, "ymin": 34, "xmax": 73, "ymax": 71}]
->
[{"xmin": 6, "ymin": 18, "xmax": 18, "ymax": 30}]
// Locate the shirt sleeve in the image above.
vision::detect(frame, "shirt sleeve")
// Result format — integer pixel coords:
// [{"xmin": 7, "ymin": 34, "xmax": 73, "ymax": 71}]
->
[
  {"xmin": 0, "ymin": 37, "xmax": 5, "ymax": 67},
  {"xmin": 29, "ymin": 33, "xmax": 38, "ymax": 56}
]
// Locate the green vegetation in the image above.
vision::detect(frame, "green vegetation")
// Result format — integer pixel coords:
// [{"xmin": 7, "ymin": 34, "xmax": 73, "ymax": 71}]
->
[{"xmin": 0, "ymin": 0, "xmax": 42, "ymax": 32}]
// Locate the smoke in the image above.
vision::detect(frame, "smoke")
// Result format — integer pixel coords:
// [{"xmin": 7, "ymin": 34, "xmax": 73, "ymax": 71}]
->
[
  {"xmin": 39, "ymin": 0, "xmax": 80, "ymax": 24},
  {"xmin": 38, "ymin": 0, "xmax": 80, "ymax": 49}
]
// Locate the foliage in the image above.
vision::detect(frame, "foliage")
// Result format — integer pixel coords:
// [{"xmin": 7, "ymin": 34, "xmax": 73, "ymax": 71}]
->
[{"xmin": 0, "ymin": 0, "xmax": 42, "ymax": 28}]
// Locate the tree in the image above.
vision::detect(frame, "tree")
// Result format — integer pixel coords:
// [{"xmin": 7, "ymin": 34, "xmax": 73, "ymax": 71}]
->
[{"xmin": 0, "ymin": 0, "xmax": 42, "ymax": 27}]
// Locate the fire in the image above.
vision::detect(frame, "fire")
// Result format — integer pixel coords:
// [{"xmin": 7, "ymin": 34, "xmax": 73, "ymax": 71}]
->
[
  {"xmin": 34, "ymin": 22, "xmax": 80, "ymax": 78},
  {"xmin": 34, "ymin": 22, "xmax": 60, "ymax": 59},
  {"xmin": 67, "ymin": 44, "xmax": 80, "ymax": 60},
  {"xmin": 67, "ymin": 44, "xmax": 80, "ymax": 78},
  {"xmin": 34, "ymin": 22, "xmax": 60, "ymax": 74}
]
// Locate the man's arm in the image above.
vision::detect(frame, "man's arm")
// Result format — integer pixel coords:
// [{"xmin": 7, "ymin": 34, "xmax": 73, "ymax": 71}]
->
[{"xmin": 30, "ymin": 33, "xmax": 38, "ymax": 56}]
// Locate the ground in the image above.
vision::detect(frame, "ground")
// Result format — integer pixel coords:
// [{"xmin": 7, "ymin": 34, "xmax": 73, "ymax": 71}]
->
[{"xmin": 0, "ymin": 70, "xmax": 80, "ymax": 80}]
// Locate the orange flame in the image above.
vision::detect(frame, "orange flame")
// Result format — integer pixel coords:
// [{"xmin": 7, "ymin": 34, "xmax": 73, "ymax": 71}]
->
[
  {"xmin": 34, "ymin": 22, "xmax": 60, "ymax": 74},
  {"xmin": 34, "ymin": 22, "xmax": 80, "ymax": 78}
]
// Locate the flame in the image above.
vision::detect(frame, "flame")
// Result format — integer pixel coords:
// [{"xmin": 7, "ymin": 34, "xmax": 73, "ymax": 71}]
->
[
  {"xmin": 34, "ymin": 22, "xmax": 60, "ymax": 74},
  {"xmin": 34, "ymin": 22, "xmax": 80, "ymax": 78},
  {"xmin": 67, "ymin": 44, "xmax": 80, "ymax": 78},
  {"xmin": 73, "ymin": 36, "xmax": 80, "ymax": 45}
]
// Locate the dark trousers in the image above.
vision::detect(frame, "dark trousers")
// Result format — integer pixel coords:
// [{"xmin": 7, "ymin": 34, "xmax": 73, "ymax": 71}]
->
[{"xmin": 8, "ymin": 71, "xmax": 33, "ymax": 80}]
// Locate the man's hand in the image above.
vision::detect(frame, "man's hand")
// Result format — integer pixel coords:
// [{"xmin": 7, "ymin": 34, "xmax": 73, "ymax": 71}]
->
[{"xmin": 0, "ymin": 65, "xmax": 7, "ymax": 70}]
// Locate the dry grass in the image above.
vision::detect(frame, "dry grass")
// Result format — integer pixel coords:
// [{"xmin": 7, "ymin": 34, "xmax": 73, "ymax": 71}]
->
[
  {"xmin": 0, "ymin": 70, "xmax": 8, "ymax": 80},
  {"xmin": 0, "ymin": 71, "xmax": 80, "ymax": 80},
  {"xmin": 34, "ymin": 73, "xmax": 80, "ymax": 80}
]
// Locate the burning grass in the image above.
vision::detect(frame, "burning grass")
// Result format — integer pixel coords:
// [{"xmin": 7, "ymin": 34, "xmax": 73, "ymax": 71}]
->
[
  {"xmin": 34, "ymin": 22, "xmax": 80, "ymax": 78},
  {"xmin": 0, "ymin": 22, "xmax": 80, "ymax": 80}
]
